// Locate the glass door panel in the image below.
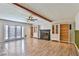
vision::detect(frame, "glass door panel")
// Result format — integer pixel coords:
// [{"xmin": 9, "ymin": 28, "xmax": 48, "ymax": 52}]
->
[
  {"xmin": 16, "ymin": 26, "xmax": 22, "ymax": 38},
  {"xmin": 4, "ymin": 25, "xmax": 8, "ymax": 40},
  {"xmin": 9, "ymin": 26, "xmax": 15, "ymax": 40},
  {"xmin": 22, "ymin": 26, "xmax": 24, "ymax": 38}
]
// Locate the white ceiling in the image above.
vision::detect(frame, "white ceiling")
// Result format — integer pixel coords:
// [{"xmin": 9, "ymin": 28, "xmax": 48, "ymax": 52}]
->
[
  {"xmin": 0, "ymin": 3, "xmax": 32, "ymax": 22},
  {"xmin": 1, "ymin": 3, "xmax": 79, "ymax": 23},
  {"xmin": 20, "ymin": 3, "xmax": 79, "ymax": 21}
]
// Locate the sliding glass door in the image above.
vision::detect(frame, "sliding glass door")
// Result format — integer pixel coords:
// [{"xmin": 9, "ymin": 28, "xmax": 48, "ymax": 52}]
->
[
  {"xmin": 5, "ymin": 25, "xmax": 24, "ymax": 41},
  {"xmin": 4, "ymin": 25, "xmax": 25, "ymax": 56}
]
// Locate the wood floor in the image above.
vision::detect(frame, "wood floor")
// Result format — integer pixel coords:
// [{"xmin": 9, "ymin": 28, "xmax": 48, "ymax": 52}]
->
[
  {"xmin": 25, "ymin": 38, "xmax": 78, "ymax": 56},
  {"xmin": 2, "ymin": 38, "xmax": 78, "ymax": 56}
]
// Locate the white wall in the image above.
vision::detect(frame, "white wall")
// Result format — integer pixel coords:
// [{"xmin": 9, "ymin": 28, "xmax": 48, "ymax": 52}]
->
[
  {"xmin": 70, "ymin": 22, "xmax": 75, "ymax": 43},
  {"xmin": 75, "ymin": 12, "xmax": 79, "ymax": 30},
  {"xmin": 32, "ymin": 16, "xmax": 52, "ymax": 29}
]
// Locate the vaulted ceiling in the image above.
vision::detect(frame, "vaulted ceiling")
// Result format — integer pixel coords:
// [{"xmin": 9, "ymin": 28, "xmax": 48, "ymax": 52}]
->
[
  {"xmin": 1, "ymin": 3, "xmax": 79, "ymax": 23},
  {"xmin": 0, "ymin": 3, "xmax": 31, "ymax": 22},
  {"xmin": 19, "ymin": 3, "xmax": 79, "ymax": 21}
]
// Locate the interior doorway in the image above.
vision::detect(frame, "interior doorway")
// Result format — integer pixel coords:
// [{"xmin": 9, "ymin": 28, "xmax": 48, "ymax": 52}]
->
[{"xmin": 60, "ymin": 24, "xmax": 70, "ymax": 43}]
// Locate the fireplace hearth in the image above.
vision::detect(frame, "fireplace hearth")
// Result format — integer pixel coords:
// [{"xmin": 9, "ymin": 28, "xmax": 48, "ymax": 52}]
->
[{"xmin": 40, "ymin": 30, "xmax": 50, "ymax": 40}]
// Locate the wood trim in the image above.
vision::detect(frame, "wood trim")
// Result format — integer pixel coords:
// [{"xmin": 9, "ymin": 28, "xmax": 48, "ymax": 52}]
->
[
  {"xmin": 74, "ymin": 43, "xmax": 79, "ymax": 55},
  {"xmin": 13, "ymin": 3, "xmax": 52, "ymax": 22}
]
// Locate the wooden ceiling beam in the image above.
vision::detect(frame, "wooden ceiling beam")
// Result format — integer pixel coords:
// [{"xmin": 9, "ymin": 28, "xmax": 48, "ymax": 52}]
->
[{"xmin": 13, "ymin": 3, "xmax": 52, "ymax": 22}]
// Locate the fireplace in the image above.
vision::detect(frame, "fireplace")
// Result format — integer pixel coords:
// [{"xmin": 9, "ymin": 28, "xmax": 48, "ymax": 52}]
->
[{"xmin": 40, "ymin": 30, "xmax": 50, "ymax": 40}]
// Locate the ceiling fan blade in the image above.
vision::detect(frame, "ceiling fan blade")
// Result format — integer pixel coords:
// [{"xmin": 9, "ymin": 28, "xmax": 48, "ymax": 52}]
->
[{"xmin": 32, "ymin": 19, "xmax": 37, "ymax": 20}]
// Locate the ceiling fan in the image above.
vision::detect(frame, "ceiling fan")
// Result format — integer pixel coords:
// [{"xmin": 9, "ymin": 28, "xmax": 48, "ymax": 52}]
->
[{"xmin": 27, "ymin": 16, "xmax": 37, "ymax": 21}]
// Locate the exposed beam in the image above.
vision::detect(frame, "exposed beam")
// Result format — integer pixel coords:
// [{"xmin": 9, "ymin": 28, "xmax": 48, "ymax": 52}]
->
[{"xmin": 13, "ymin": 3, "xmax": 52, "ymax": 22}]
